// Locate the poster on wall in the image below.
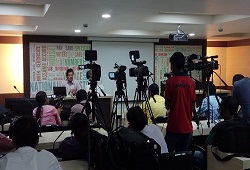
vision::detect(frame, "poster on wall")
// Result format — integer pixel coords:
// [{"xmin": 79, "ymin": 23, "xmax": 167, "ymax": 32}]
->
[
  {"xmin": 30, "ymin": 43, "xmax": 91, "ymax": 97},
  {"xmin": 155, "ymin": 45, "xmax": 202, "ymax": 89}
]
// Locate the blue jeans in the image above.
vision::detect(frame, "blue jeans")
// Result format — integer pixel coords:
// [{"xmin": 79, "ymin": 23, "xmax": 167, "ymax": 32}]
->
[{"xmin": 165, "ymin": 130, "xmax": 192, "ymax": 152}]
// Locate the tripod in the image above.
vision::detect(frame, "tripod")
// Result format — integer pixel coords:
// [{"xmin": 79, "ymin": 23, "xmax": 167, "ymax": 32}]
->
[
  {"xmin": 81, "ymin": 80, "xmax": 109, "ymax": 170},
  {"xmin": 133, "ymin": 76, "xmax": 155, "ymax": 124},
  {"xmin": 197, "ymin": 69, "xmax": 221, "ymax": 128},
  {"xmin": 110, "ymin": 82, "xmax": 129, "ymax": 130}
]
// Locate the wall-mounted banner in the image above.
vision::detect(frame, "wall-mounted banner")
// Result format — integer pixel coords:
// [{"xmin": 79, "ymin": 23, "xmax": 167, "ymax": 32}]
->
[{"xmin": 29, "ymin": 43, "xmax": 91, "ymax": 97}]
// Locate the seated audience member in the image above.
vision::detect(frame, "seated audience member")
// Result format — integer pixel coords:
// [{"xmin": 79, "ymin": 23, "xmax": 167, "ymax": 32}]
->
[
  {"xmin": 232, "ymin": 74, "xmax": 250, "ymax": 122},
  {"xmin": 0, "ymin": 116, "xmax": 62, "ymax": 170},
  {"xmin": 70, "ymin": 89, "xmax": 91, "ymax": 120},
  {"xmin": 206, "ymin": 96, "xmax": 239, "ymax": 145},
  {"xmin": 0, "ymin": 133, "xmax": 14, "ymax": 153},
  {"xmin": 196, "ymin": 82, "xmax": 222, "ymax": 123},
  {"xmin": 59, "ymin": 113, "xmax": 89, "ymax": 160},
  {"xmin": 33, "ymin": 91, "xmax": 62, "ymax": 126},
  {"xmin": 126, "ymin": 106, "xmax": 168, "ymax": 153},
  {"xmin": 142, "ymin": 83, "xmax": 167, "ymax": 124}
]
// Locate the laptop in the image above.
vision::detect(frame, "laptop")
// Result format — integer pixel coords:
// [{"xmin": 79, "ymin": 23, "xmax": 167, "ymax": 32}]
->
[{"xmin": 53, "ymin": 87, "xmax": 66, "ymax": 97}]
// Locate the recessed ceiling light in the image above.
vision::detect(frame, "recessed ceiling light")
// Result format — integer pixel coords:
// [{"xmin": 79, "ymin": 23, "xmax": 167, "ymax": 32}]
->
[
  {"xmin": 189, "ymin": 33, "xmax": 195, "ymax": 36},
  {"xmin": 102, "ymin": 14, "xmax": 111, "ymax": 18},
  {"xmin": 75, "ymin": 30, "xmax": 81, "ymax": 33}
]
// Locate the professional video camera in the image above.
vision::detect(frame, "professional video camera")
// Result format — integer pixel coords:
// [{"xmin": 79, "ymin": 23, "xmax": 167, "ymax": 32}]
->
[
  {"xmin": 109, "ymin": 63, "xmax": 127, "ymax": 81},
  {"xmin": 128, "ymin": 51, "xmax": 149, "ymax": 77},
  {"xmin": 78, "ymin": 50, "xmax": 101, "ymax": 82},
  {"xmin": 185, "ymin": 54, "xmax": 219, "ymax": 71}
]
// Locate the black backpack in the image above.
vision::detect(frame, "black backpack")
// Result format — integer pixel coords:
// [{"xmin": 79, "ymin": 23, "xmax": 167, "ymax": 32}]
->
[
  {"xmin": 117, "ymin": 127, "xmax": 161, "ymax": 170},
  {"xmin": 212, "ymin": 119, "xmax": 250, "ymax": 161}
]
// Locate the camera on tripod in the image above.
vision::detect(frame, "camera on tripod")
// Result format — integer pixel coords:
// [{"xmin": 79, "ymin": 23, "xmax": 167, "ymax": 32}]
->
[
  {"xmin": 108, "ymin": 63, "xmax": 127, "ymax": 81},
  {"xmin": 128, "ymin": 51, "xmax": 149, "ymax": 77},
  {"xmin": 185, "ymin": 54, "xmax": 219, "ymax": 71},
  {"xmin": 78, "ymin": 50, "xmax": 101, "ymax": 82}
]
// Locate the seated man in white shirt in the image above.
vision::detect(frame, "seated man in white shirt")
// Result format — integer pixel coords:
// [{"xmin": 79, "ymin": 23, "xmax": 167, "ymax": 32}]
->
[
  {"xmin": 126, "ymin": 106, "xmax": 168, "ymax": 153},
  {"xmin": 61, "ymin": 68, "xmax": 81, "ymax": 96},
  {"xmin": 0, "ymin": 116, "xmax": 62, "ymax": 170}
]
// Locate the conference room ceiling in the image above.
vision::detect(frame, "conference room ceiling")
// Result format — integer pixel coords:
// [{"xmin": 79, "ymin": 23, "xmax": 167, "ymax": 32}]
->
[{"xmin": 1, "ymin": 0, "xmax": 250, "ymax": 41}]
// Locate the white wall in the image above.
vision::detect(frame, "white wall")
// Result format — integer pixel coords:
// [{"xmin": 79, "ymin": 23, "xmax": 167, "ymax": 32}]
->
[{"xmin": 92, "ymin": 41, "xmax": 154, "ymax": 100}]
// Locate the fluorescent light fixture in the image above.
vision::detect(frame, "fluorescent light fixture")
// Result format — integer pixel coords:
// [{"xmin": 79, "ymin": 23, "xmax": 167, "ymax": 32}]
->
[
  {"xmin": 0, "ymin": 24, "xmax": 37, "ymax": 31},
  {"xmin": 102, "ymin": 14, "xmax": 111, "ymax": 18},
  {"xmin": 189, "ymin": 33, "xmax": 195, "ymax": 36},
  {"xmin": 74, "ymin": 30, "xmax": 81, "ymax": 33},
  {"xmin": 0, "ymin": 3, "xmax": 50, "ymax": 17}
]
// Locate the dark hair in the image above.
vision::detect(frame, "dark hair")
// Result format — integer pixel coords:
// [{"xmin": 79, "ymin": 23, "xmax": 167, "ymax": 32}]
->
[
  {"xmin": 170, "ymin": 52, "xmax": 185, "ymax": 69},
  {"xmin": 149, "ymin": 83, "xmax": 159, "ymax": 95},
  {"xmin": 220, "ymin": 96, "xmax": 239, "ymax": 117},
  {"xmin": 71, "ymin": 113, "xmax": 89, "ymax": 136},
  {"xmin": 66, "ymin": 68, "xmax": 74, "ymax": 76},
  {"xmin": 35, "ymin": 91, "xmax": 47, "ymax": 125},
  {"xmin": 76, "ymin": 89, "xmax": 87, "ymax": 103},
  {"xmin": 126, "ymin": 106, "xmax": 147, "ymax": 131},
  {"xmin": 11, "ymin": 116, "xmax": 39, "ymax": 148},
  {"xmin": 232, "ymin": 74, "xmax": 244, "ymax": 85}
]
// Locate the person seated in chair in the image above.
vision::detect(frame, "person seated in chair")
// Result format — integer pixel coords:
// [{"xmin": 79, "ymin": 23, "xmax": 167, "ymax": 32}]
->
[
  {"xmin": 70, "ymin": 89, "xmax": 91, "ymax": 120},
  {"xmin": 0, "ymin": 116, "xmax": 61, "ymax": 170},
  {"xmin": 126, "ymin": 106, "xmax": 168, "ymax": 153},
  {"xmin": 59, "ymin": 113, "xmax": 105, "ymax": 161},
  {"xmin": 206, "ymin": 96, "xmax": 240, "ymax": 145},
  {"xmin": 33, "ymin": 91, "xmax": 62, "ymax": 126},
  {"xmin": 142, "ymin": 83, "xmax": 167, "ymax": 124}
]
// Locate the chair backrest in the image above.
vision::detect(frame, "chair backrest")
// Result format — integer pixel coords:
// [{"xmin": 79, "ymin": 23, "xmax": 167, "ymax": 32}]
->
[
  {"xmin": 158, "ymin": 151, "xmax": 193, "ymax": 170},
  {"xmin": 192, "ymin": 145, "xmax": 207, "ymax": 170},
  {"xmin": 41, "ymin": 124, "xmax": 65, "ymax": 132},
  {"xmin": 154, "ymin": 116, "xmax": 168, "ymax": 123}
]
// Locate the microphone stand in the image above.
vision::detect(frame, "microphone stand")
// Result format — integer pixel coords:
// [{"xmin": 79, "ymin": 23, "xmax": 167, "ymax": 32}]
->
[
  {"xmin": 97, "ymin": 85, "xmax": 106, "ymax": 96},
  {"xmin": 13, "ymin": 86, "xmax": 35, "ymax": 108}
]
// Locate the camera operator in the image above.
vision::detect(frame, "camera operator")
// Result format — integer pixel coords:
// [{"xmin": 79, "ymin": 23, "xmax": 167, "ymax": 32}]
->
[
  {"xmin": 61, "ymin": 68, "xmax": 80, "ymax": 96},
  {"xmin": 164, "ymin": 52, "xmax": 196, "ymax": 152}
]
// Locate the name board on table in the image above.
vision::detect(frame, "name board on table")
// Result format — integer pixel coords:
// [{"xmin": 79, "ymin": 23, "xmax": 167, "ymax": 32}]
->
[{"xmin": 29, "ymin": 43, "xmax": 91, "ymax": 97}]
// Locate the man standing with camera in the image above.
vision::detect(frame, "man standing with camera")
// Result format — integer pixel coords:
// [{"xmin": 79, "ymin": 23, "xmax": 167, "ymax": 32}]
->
[{"xmin": 164, "ymin": 52, "xmax": 196, "ymax": 152}]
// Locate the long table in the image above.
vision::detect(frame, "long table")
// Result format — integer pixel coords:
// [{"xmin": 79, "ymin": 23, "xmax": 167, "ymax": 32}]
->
[
  {"xmin": 36, "ymin": 128, "xmax": 107, "ymax": 150},
  {"xmin": 157, "ymin": 120, "xmax": 216, "ymax": 136}
]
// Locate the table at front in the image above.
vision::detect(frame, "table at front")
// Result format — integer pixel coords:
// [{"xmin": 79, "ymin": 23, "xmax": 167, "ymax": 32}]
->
[
  {"xmin": 157, "ymin": 120, "xmax": 216, "ymax": 136},
  {"xmin": 36, "ymin": 128, "xmax": 107, "ymax": 150}
]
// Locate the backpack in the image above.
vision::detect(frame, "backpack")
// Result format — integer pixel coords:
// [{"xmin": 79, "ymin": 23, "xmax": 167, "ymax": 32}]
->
[
  {"xmin": 212, "ymin": 119, "xmax": 250, "ymax": 161},
  {"xmin": 117, "ymin": 127, "xmax": 161, "ymax": 170}
]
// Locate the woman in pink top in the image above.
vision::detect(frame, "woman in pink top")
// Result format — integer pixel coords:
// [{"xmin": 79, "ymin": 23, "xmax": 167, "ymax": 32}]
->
[{"xmin": 33, "ymin": 91, "xmax": 62, "ymax": 126}]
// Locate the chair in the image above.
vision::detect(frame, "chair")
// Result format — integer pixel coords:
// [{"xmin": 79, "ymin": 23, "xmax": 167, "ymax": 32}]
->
[
  {"xmin": 192, "ymin": 145, "xmax": 207, "ymax": 170},
  {"xmin": 158, "ymin": 151, "xmax": 193, "ymax": 170},
  {"xmin": 155, "ymin": 116, "xmax": 168, "ymax": 123}
]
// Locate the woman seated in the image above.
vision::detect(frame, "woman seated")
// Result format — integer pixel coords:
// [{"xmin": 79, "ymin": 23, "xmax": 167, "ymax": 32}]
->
[{"xmin": 33, "ymin": 91, "xmax": 62, "ymax": 126}]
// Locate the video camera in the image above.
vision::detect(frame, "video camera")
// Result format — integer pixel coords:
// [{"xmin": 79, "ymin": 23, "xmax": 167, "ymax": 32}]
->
[
  {"xmin": 128, "ymin": 51, "xmax": 149, "ymax": 77},
  {"xmin": 185, "ymin": 54, "xmax": 219, "ymax": 71},
  {"xmin": 109, "ymin": 63, "xmax": 127, "ymax": 81},
  {"xmin": 78, "ymin": 50, "xmax": 101, "ymax": 82}
]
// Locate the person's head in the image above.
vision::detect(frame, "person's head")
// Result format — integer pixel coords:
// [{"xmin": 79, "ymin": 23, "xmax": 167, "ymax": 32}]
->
[
  {"xmin": 10, "ymin": 116, "xmax": 39, "ymax": 149},
  {"xmin": 126, "ymin": 106, "xmax": 147, "ymax": 131},
  {"xmin": 76, "ymin": 89, "xmax": 87, "ymax": 103},
  {"xmin": 66, "ymin": 68, "xmax": 74, "ymax": 82},
  {"xmin": 170, "ymin": 52, "xmax": 185, "ymax": 73},
  {"xmin": 148, "ymin": 83, "xmax": 159, "ymax": 97},
  {"xmin": 35, "ymin": 91, "xmax": 48, "ymax": 106},
  {"xmin": 232, "ymin": 74, "xmax": 244, "ymax": 85},
  {"xmin": 220, "ymin": 96, "xmax": 239, "ymax": 120},
  {"xmin": 71, "ymin": 113, "xmax": 89, "ymax": 141}
]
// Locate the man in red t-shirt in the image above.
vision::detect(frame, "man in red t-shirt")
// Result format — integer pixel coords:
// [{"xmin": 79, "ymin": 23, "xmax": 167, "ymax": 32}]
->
[{"xmin": 165, "ymin": 52, "xmax": 196, "ymax": 152}]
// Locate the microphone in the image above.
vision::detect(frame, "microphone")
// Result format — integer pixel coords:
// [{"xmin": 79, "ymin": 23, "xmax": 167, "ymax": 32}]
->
[
  {"xmin": 13, "ymin": 86, "xmax": 35, "ymax": 108},
  {"xmin": 98, "ymin": 85, "xmax": 106, "ymax": 96}
]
